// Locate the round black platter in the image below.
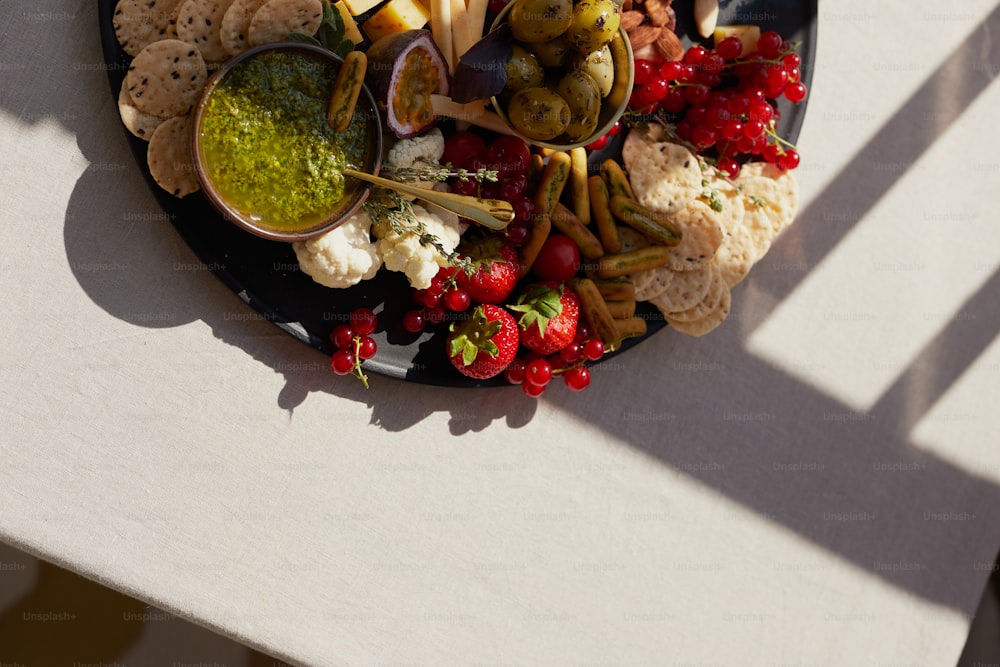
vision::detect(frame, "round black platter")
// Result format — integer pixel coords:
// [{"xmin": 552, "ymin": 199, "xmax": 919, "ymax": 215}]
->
[{"xmin": 97, "ymin": 0, "xmax": 817, "ymax": 387}]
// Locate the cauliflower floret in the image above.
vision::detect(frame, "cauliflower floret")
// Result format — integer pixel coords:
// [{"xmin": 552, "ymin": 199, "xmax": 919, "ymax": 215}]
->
[
  {"xmin": 373, "ymin": 203, "xmax": 461, "ymax": 289},
  {"xmin": 292, "ymin": 210, "xmax": 382, "ymax": 289},
  {"xmin": 386, "ymin": 127, "xmax": 445, "ymax": 170}
]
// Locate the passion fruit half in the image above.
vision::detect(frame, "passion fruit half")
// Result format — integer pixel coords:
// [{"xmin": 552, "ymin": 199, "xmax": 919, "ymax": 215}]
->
[{"xmin": 365, "ymin": 29, "xmax": 450, "ymax": 139}]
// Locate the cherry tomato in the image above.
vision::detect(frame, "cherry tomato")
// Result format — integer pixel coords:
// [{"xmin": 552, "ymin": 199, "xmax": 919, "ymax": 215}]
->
[
  {"xmin": 532, "ymin": 234, "xmax": 581, "ymax": 283},
  {"xmin": 441, "ymin": 131, "xmax": 487, "ymax": 170}
]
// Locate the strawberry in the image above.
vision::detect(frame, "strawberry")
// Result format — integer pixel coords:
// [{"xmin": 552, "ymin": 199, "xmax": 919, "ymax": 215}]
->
[
  {"xmin": 454, "ymin": 235, "xmax": 520, "ymax": 304},
  {"xmin": 509, "ymin": 282, "xmax": 580, "ymax": 355},
  {"xmin": 447, "ymin": 304, "xmax": 519, "ymax": 380}
]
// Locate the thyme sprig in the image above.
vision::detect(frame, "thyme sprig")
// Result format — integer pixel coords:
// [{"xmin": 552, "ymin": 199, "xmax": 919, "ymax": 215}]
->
[{"xmin": 380, "ymin": 165, "xmax": 500, "ymax": 185}]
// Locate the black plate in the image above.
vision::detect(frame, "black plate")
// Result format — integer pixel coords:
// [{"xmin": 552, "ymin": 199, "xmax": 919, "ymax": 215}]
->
[{"xmin": 98, "ymin": 0, "xmax": 816, "ymax": 387}]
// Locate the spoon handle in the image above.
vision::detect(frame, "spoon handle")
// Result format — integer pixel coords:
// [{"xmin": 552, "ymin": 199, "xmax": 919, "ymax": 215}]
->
[{"xmin": 343, "ymin": 168, "xmax": 514, "ymax": 230}]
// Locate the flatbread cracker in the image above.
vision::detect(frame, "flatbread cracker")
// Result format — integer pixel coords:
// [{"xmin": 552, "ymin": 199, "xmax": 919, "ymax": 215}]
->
[
  {"xmin": 118, "ymin": 79, "xmax": 170, "ymax": 140},
  {"xmin": 113, "ymin": 0, "xmax": 184, "ymax": 56},
  {"xmin": 125, "ymin": 39, "xmax": 208, "ymax": 118},
  {"xmin": 667, "ymin": 200, "xmax": 724, "ymax": 272},
  {"xmin": 221, "ymin": 0, "xmax": 269, "ymax": 56},
  {"xmin": 713, "ymin": 216, "xmax": 756, "ymax": 287},
  {"xmin": 176, "ymin": 0, "xmax": 238, "ymax": 63},
  {"xmin": 248, "ymin": 0, "xmax": 323, "ymax": 48},
  {"xmin": 666, "ymin": 264, "xmax": 724, "ymax": 322},
  {"xmin": 147, "ymin": 115, "xmax": 200, "ymax": 197},
  {"xmin": 621, "ymin": 127, "xmax": 702, "ymax": 216},
  {"xmin": 736, "ymin": 162, "xmax": 800, "ymax": 234},
  {"xmin": 666, "ymin": 283, "xmax": 731, "ymax": 337},
  {"xmin": 648, "ymin": 263, "xmax": 713, "ymax": 313},
  {"xmin": 632, "ymin": 266, "xmax": 675, "ymax": 302}
]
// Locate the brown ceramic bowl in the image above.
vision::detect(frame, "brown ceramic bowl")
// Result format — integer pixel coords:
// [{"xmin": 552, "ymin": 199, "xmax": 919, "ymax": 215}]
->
[{"xmin": 191, "ymin": 42, "xmax": 382, "ymax": 242}]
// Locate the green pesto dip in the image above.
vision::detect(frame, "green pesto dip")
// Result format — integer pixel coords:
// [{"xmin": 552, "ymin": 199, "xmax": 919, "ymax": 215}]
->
[{"xmin": 199, "ymin": 50, "xmax": 369, "ymax": 231}]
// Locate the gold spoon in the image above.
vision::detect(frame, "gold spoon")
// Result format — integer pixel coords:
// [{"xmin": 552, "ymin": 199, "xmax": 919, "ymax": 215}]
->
[{"xmin": 342, "ymin": 168, "xmax": 514, "ymax": 231}]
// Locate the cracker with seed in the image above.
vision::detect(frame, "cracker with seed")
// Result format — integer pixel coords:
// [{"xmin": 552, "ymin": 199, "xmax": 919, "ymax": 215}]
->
[
  {"xmin": 713, "ymin": 216, "xmax": 756, "ymax": 287},
  {"xmin": 147, "ymin": 115, "xmax": 200, "ymax": 197},
  {"xmin": 221, "ymin": 0, "xmax": 269, "ymax": 56},
  {"xmin": 118, "ymin": 79, "xmax": 170, "ymax": 140},
  {"xmin": 667, "ymin": 264, "xmax": 725, "ymax": 322},
  {"xmin": 125, "ymin": 39, "xmax": 208, "ymax": 118},
  {"xmin": 736, "ymin": 162, "xmax": 800, "ymax": 234},
  {"xmin": 649, "ymin": 263, "xmax": 713, "ymax": 313},
  {"xmin": 113, "ymin": 0, "xmax": 184, "ymax": 56},
  {"xmin": 667, "ymin": 200, "xmax": 724, "ymax": 272},
  {"xmin": 740, "ymin": 189, "xmax": 776, "ymax": 258},
  {"xmin": 176, "ymin": 0, "xmax": 237, "ymax": 63},
  {"xmin": 666, "ymin": 283, "xmax": 731, "ymax": 337},
  {"xmin": 248, "ymin": 0, "xmax": 323, "ymax": 48},
  {"xmin": 621, "ymin": 127, "xmax": 703, "ymax": 216},
  {"xmin": 633, "ymin": 267, "xmax": 675, "ymax": 302}
]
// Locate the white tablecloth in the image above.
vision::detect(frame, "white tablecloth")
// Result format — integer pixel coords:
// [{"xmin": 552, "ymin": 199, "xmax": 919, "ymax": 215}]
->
[{"xmin": 3, "ymin": 1, "xmax": 1000, "ymax": 665}]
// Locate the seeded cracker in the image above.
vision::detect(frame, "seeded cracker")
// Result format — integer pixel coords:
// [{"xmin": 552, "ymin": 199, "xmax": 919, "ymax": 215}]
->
[
  {"xmin": 665, "ymin": 281, "xmax": 731, "ymax": 337},
  {"xmin": 667, "ymin": 263, "xmax": 724, "ymax": 322},
  {"xmin": 147, "ymin": 115, "xmax": 200, "ymax": 197},
  {"xmin": 666, "ymin": 200, "xmax": 724, "ymax": 272},
  {"xmin": 735, "ymin": 162, "xmax": 800, "ymax": 235},
  {"xmin": 248, "ymin": 0, "xmax": 323, "ymax": 48},
  {"xmin": 221, "ymin": 0, "xmax": 269, "ymax": 56},
  {"xmin": 113, "ymin": 0, "xmax": 184, "ymax": 56},
  {"xmin": 125, "ymin": 39, "xmax": 208, "ymax": 118},
  {"xmin": 176, "ymin": 0, "xmax": 238, "ymax": 63},
  {"xmin": 621, "ymin": 126, "xmax": 702, "ymax": 216},
  {"xmin": 648, "ymin": 263, "xmax": 713, "ymax": 313},
  {"xmin": 713, "ymin": 216, "xmax": 756, "ymax": 287},
  {"xmin": 118, "ymin": 79, "xmax": 170, "ymax": 140}
]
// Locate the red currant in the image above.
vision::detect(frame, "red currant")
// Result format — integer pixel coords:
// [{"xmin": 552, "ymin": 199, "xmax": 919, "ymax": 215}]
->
[
  {"xmin": 505, "ymin": 220, "xmax": 530, "ymax": 245},
  {"xmin": 717, "ymin": 156, "xmax": 740, "ymax": 179},
  {"xmin": 330, "ymin": 349, "xmax": 355, "ymax": 375},
  {"xmin": 585, "ymin": 134, "xmax": 609, "ymax": 151},
  {"xmin": 784, "ymin": 81, "xmax": 807, "ymax": 103},
  {"xmin": 348, "ymin": 307, "xmax": 377, "ymax": 335},
  {"xmin": 563, "ymin": 366, "xmax": 591, "ymax": 392},
  {"xmin": 757, "ymin": 31, "xmax": 783, "ymax": 59},
  {"xmin": 659, "ymin": 60, "xmax": 685, "ymax": 82},
  {"xmin": 402, "ymin": 309, "xmax": 425, "ymax": 334},
  {"xmin": 442, "ymin": 287, "xmax": 471, "ymax": 313},
  {"xmin": 504, "ymin": 358, "xmax": 527, "ymax": 385},
  {"xmin": 559, "ymin": 342, "xmax": 582, "ymax": 365},
  {"xmin": 582, "ymin": 338, "xmax": 604, "ymax": 361},
  {"xmin": 716, "ymin": 36, "xmax": 743, "ymax": 60},
  {"xmin": 683, "ymin": 45, "xmax": 707, "ymax": 65},
  {"xmin": 778, "ymin": 149, "xmax": 800, "ymax": 170},
  {"xmin": 522, "ymin": 380, "xmax": 546, "ymax": 397},
  {"xmin": 634, "ymin": 58, "xmax": 658, "ymax": 85},
  {"xmin": 330, "ymin": 324, "xmax": 355, "ymax": 350},
  {"xmin": 525, "ymin": 358, "xmax": 553, "ymax": 386},
  {"xmin": 357, "ymin": 336, "xmax": 377, "ymax": 360}
]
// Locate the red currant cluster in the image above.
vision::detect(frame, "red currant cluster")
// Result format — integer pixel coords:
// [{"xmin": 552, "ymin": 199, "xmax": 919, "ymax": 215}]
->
[
  {"xmin": 624, "ymin": 30, "xmax": 806, "ymax": 177},
  {"xmin": 441, "ymin": 132, "xmax": 536, "ymax": 246},
  {"xmin": 402, "ymin": 266, "xmax": 472, "ymax": 333},
  {"xmin": 503, "ymin": 322, "xmax": 605, "ymax": 396},
  {"xmin": 329, "ymin": 308, "xmax": 379, "ymax": 386}
]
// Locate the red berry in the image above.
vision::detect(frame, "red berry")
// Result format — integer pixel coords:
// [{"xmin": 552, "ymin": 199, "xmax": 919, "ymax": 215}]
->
[
  {"xmin": 782, "ymin": 52, "xmax": 802, "ymax": 72},
  {"xmin": 634, "ymin": 58, "xmax": 658, "ymax": 85},
  {"xmin": 402, "ymin": 309, "xmax": 426, "ymax": 333},
  {"xmin": 504, "ymin": 358, "xmax": 527, "ymax": 384},
  {"xmin": 423, "ymin": 291, "xmax": 441, "ymax": 308},
  {"xmin": 563, "ymin": 366, "xmax": 591, "ymax": 391},
  {"xmin": 716, "ymin": 36, "xmax": 743, "ymax": 60},
  {"xmin": 443, "ymin": 287, "xmax": 471, "ymax": 312},
  {"xmin": 451, "ymin": 177, "xmax": 477, "ymax": 196},
  {"xmin": 525, "ymin": 358, "xmax": 553, "ymax": 386},
  {"xmin": 357, "ymin": 336, "xmax": 377, "ymax": 360},
  {"xmin": 607, "ymin": 120, "xmax": 623, "ymax": 136},
  {"xmin": 511, "ymin": 196, "xmax": 534, "ymax": 223},
  {"xmin": 757, "ymin": 31, "xmax": 783, "ymax": 58},
  {"xmin": 500, "ymin": 174, "xmax": 527, "ymax": 200},
  {"xmin": 505, "ymin": 221, "xmax": 530, "ymax": 246},
  {"xmin": 349, "ymin": 307, "xmax": 377, "ymax": 335},
  {"xmin": 717, "ymin": 157, "xmax": 740, "ymax": 179},
  {"xmin": 659, "ymin": 60, "xmax": 684, "ymax": 81},
  {"xmin": 559, "ymin": 341, "xmax": 582, "ymax": 365},
  {"xmin": 585, "ymin": 134, "xmax": 609, "ymax": 151},
  {"xmin": 330, "ymin": 324, "xmax": 355, "ymax": 350},
  {"xmin": 532, "ymin": 234, "xmax": 581, "ymax": 283},
  {"xmin": 330, "ymin": 349, "xmax": 355, "ymax": 375},
  {"xmin": 486, "ymin": 135, "xmax": 531, "ymax": 178},
  {"xmin": 522, "ymin": 380, "xmax": 546, "ymax": 397},
  {"xmin": 582, "ymin": 338, "xmax": 604, "ymax": 361},
  {"xmin": 784, "ymin": 81, "xmax": 807, "ymax": 103},
  {"xmin": 778, "ymin": 149, "xmax": 800, "ymax": 170},
  {"xmin": 683, "ymin": 45, "xmax": 706, "ymax": 65},
  {"xmin": 442, "ymin": 131, "xmax": 487, "ymax": 171}
]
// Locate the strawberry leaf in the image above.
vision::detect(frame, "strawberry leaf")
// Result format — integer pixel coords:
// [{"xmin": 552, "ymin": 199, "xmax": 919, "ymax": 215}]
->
[
  {"xmin": 448, "ymin": 308, "xmax": 501, "ymax": 366},
  {"xmin": 509, "ymin": 283, "xmax": 563, "ymax": 335}
]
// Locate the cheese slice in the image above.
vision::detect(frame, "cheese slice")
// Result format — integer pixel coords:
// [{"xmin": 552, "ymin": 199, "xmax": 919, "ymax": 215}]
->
[
  {"xmin": 334, "ymin": 0, "xmax": 364, "ymax": 43},
  {"xmin": 363, "ymin": 0, "xmax": 430, "ymax": 42},
  {"xmin": 342, "ymin": 0, "xmax": 382, "ymax": 17}
]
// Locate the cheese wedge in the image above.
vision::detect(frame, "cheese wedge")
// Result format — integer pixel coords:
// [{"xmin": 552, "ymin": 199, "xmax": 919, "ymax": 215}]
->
[{"xmin": 363, "ymin": 0, "xmax": 430, "ymax": 42}]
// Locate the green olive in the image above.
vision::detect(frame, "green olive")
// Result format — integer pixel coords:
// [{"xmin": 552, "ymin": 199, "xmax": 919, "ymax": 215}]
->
[
  {"xmin": 571, "ymin": 44, "xmax": 614, "ymax": 97},
  {"xmin": 508, "ymin": 0, "xmax": 573, "ymax": 43},
  {"xmin": 506, "ymin": 87, "xmax": 571, "ymax": 141},
  {"xmin": 524, "ymin": 36, "xmax": 573, "ymax": 68},
  {"xmin": 565, "ymin": 0, "xmax": 621, "ymax": 53},
  {"xmin": 555, "ymin": 70, "xmax": 601, "ymax": 141},
  {"xmin": 504, "ymin": 44, "xmax": 545, "ymax": 93}
]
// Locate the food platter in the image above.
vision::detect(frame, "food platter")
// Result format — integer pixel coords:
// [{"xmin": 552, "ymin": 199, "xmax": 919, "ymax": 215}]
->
[{"xmin": 98, "ymin": 0, "xmax": 816, "ymax": 387}]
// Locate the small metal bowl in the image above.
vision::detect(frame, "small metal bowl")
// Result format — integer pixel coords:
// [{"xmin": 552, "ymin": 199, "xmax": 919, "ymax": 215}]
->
[
  {"xmin": 488, "ymin": 4, "xmax": 635, "ymax": 151},
  {"xmin": 191, "ymin": 42, "xmax": 383, "ymax": 242}
]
